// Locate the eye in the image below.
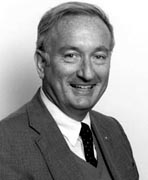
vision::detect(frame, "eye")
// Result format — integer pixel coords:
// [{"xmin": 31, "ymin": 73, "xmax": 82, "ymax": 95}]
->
[
  {"xmin": 94, "ymin": 55, "xmax": 106, "ymax": 60},
  {"xmin": 63, "ymin": 52, "xmax": 81, "ymax": 63},
  {"xmin": 93, "ymin": 54, "xmax": 107, "ymax": 64},
  {"xmin": 64, "ymin": 53, "xmax": 76, "ymax": 58}
]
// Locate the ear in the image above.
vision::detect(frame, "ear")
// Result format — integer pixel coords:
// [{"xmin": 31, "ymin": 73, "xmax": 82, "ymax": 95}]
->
[{"xmin": 34, "ymin": 50, "xmax": 50, "ymax": 79}]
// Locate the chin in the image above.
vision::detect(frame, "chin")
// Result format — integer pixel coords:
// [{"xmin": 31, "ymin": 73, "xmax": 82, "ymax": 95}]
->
[{"xmin": 71, "ymin": 97, "xmax": 96, "ymax": 110}]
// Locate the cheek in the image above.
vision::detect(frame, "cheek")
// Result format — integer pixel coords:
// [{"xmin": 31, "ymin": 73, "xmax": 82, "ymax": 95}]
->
[
  {"xmin": 48, "ymin": 65, "xmax": 70, "ymax": 90},
  {"xmin": 53, "ymin": 62, "xmax": 78, "ymax": 81},
  {"xmin": 95, "ymin": 65, "xmax": 110, "ymax": 80},
  {"xmin": 59, "ymin": 63, "xmax": 78, "ymax": 74}
]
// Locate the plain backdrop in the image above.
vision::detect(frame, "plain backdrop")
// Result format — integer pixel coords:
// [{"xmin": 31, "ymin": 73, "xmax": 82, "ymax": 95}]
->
[{"xmin": 0, "ymin": 0, "xmax": 148, "ymax": 179}]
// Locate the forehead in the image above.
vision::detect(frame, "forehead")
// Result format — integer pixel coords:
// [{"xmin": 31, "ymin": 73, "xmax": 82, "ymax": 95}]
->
[
  {"xmin": 50, "ymin": 15, "xmax": 111, "ymax": 50},
  {"xmin": 58, "ymin": 15, "xmax": 109, "ymax": 31}
]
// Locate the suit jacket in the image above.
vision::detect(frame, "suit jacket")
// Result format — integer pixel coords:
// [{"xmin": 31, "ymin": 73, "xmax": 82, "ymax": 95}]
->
[{"xmin": 0, "ymin": 90, "xmax": 139, "ymax": 180}]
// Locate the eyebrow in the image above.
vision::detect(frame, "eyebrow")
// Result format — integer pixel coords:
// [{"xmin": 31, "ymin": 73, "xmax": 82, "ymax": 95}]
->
[
  {"xmin": 58, "ymin": 45, "xmax": 110, "ymax": 54},
  {"xmin": 58, "ymin": 46, "xmax": 80, "ymax": 53},
  {"xmin": 93, "ymin": 46, "xmax": 110, "ymax": 53}
]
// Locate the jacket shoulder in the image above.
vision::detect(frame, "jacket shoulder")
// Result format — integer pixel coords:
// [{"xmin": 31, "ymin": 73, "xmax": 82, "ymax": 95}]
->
[
  {"xmin": 90, "ymin": 110, "xmax": 122, "ymax": 130},
  {"xmin": 0, "ymin": 103, "xmax": 29, "ymax": 131}
]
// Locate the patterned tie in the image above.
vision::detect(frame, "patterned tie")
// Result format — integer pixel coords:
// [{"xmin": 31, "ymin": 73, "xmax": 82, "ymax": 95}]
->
[{"xmin": 80, "ymin": 122, "xmax": 97, "ymax": 167}]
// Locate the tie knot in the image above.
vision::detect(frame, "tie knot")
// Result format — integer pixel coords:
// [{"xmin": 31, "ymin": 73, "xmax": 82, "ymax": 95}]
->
[{"xmin": 80, "ymin": 122, "xmax": 93, "ymax": 141}]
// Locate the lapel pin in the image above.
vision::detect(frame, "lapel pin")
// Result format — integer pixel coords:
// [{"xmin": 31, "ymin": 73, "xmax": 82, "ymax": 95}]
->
[{"xmin": 104, "ymin": 136, "xmax": 108, "ymax": 140}]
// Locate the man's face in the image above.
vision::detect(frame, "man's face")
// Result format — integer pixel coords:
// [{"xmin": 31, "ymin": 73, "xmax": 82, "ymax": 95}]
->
[{"xmin": 41, "ymin": 15, "xmax": 112, "ymax": 119}]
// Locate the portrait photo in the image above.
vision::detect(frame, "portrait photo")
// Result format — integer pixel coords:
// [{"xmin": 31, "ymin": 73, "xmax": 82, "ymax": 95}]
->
[{"xmin": 0, "ymin": 0, "xmax": 147, "ymax": 179}]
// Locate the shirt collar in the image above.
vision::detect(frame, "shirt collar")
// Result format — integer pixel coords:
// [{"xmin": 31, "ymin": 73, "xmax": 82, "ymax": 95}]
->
[{"xmin": 40, "ymin": 88, "xmax": 91, "ymax": 146}]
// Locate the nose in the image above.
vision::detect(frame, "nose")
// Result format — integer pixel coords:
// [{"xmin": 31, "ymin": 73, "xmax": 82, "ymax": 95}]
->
[{"xmin": 77, "ymin": 57, "xmax": 95, "ymax": 81}]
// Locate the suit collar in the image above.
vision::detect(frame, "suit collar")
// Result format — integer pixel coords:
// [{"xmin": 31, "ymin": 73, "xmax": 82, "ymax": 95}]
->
[
  {"xmin": 26, "ymin": 90, "xmax": 118, "ymax": 180},
  {"xmin": 26, "ymin": 90, "xmax": 136, "ymax": 180},
  {"xmin": 90, "ymin": 111, "xmax": 138, "ymax": 180},
  {"xmin": 26, "ymin": 90, "xmax": 84, "ymax": 180},
  {"xmin": 90, "ymin": 112, "xmax": 122, "ymax": 180}
]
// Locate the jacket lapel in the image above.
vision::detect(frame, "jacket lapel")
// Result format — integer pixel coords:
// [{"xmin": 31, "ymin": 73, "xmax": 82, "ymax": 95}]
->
[
  {"xmin": 90, "ymin": 111, "xmax": 122, "ymax": 180},
  {"xmin": 26, "ymin": 90, "xmax": 83, "ymax": 180},
  {"xmin": 90, "ymin": 111, "xmax": 138, "ymax": 180}
]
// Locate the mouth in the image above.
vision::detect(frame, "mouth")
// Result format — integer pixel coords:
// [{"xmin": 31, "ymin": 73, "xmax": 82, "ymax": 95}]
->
[{"xmin": 70, "ymin": 84, "xmax": 96, "ymax": 90}]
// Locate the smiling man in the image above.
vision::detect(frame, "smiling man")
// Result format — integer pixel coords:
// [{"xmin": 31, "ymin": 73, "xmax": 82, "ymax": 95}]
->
[
  {"xmin": 37, "ymin": 14, "xmax": 111, "ymax": 121},
  {"xmin": 0, "ymin": 2, "xmax": 139, "ymax": 180}
]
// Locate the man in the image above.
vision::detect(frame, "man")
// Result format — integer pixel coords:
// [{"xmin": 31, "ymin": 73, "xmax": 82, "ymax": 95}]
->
[{"xmin": 0, "ymin": 2, "xmax": 139, "ymax": 180}]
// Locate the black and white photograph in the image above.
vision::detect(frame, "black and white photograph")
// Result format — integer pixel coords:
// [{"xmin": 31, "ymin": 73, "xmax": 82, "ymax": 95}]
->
[{"xmin": 0, "ymin": 0, "xmax": 147, "ymax": 179}]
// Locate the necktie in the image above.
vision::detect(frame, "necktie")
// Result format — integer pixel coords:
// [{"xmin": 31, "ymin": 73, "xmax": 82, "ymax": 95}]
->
[{"xmin": 80, "ymin": 122, "xmax": 97, "ymax": 167}]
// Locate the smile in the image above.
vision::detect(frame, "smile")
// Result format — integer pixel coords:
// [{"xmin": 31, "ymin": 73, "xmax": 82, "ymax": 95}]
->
[{"xmin": 70, "ymin": 84, "xmax": 96, "ymax": 89}]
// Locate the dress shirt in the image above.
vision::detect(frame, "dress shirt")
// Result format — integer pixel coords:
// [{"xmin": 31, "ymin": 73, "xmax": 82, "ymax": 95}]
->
[{"xmin": 40, "ymin": 88, "xmax": 97, "ymax": 161}]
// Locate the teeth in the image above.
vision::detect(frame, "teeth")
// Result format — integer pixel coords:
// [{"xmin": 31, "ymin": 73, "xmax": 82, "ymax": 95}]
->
[
  {"xmin": 71, "ymin": 84, "xmax": 94, "ymax": 89},
  {"xmin": 77, "ymin": 86, "xmax": 91, "ymax": 89}
]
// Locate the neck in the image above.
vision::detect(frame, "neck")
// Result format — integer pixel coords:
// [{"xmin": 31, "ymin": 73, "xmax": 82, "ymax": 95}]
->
[{"xmin": 61, "ymin": 107, "xmax": 89, "ymax": 122}]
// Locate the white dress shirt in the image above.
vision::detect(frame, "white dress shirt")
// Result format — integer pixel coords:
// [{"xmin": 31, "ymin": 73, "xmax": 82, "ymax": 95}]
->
[{"xmin": 40, "ymin": 88, "xmax": 97, "ymax": 161}]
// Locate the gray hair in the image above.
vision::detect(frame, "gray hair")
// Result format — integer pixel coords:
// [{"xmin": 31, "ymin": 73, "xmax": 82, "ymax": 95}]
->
[{"xmin": 36, "ymin": 1, "xmax": 115, "ymax": 52}]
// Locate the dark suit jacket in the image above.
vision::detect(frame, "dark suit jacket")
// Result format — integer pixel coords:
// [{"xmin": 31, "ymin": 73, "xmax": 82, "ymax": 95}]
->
[{"xmin": 0, "ymin": 90, "xmax": 139, "ymax": 180}]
